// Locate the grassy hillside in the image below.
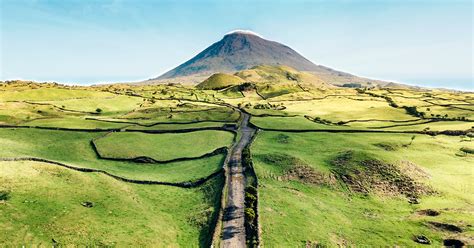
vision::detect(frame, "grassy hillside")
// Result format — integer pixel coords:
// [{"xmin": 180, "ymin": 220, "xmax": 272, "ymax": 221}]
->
[
  {"xmin": 196, "ymin": 73, "xmax": 244, "ymax": 90},
  {"xmin": 235, "ymin": 65, "xmax": 326, "ymax": 87},
  {"xmin": 0, "ymin": 161, "xmax": 223, "ymax": 246},
  {"xmin": 252, "ymin": 131, "xmax": 474, "ymax": 246},
  {"xmin": 196, "ymin": 65, "xmax": 330, "ymax": 99}
]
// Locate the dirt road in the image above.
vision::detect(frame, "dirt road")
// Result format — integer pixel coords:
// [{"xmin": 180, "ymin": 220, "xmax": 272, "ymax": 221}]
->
[{"xmin": 221, "ymin": 112, "xmax": 256, "ymax": 248}]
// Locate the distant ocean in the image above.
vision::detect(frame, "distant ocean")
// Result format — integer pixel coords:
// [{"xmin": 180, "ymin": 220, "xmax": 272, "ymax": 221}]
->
[{"xmin": 400, "ymin": 78, "xmax": 473, "ymax": 91}]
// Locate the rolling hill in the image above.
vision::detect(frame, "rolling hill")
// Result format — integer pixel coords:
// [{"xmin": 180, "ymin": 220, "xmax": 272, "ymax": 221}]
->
[
  {"xmin": 196, "ymin": 73, "xmax": 245, "ymax": 90},
  {"xmin": 196, "ymin": 65, "xmax": 330, "ymax": 90}
]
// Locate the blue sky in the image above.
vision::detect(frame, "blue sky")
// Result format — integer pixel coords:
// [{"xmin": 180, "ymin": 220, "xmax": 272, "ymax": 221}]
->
[{"xmin": 1, "ymin": 0, "xmax": 472, "ymax": 90}]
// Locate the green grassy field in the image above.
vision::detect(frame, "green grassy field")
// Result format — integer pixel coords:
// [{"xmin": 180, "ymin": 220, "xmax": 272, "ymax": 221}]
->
[
  {"xmin": 121, "ymin": 106, "xmax": 239, "ymax": 123},
  {"xmin": 280, "ymin": 97, "xmax": 415, "ymax": 121},
  {"xmin": 0, "ymin": 160, "xmax": 223, "ymax": 246},
  {"xmin": 250, "ymin": 116, "xmax": 353, "ymax": 130},
  {"xmin": 252, "ymin": 131, "xmax": 474, "ymax": 246},
  {"xmin": 35, "ymin": 95, "xmax": 143, "ymax": 116},
  {"xmin": 0, "ymin": 128, "xmax": 225, "ymax": 182},
  {"xmin": 94, "ymin": 130, "xmax": 234, "ymax": 161},
  {"xmin": 1, "ymin": 80, "xmax": 472, "ymax": 246},
  {"xmin": 20, "ymin": 117, "xmax": 131, "ymax": 129},
  {"xmin": 0, "ymin": 86, "xmax": 112, "ymax": 101},
  {"xmin": 125, "ymin": 121, "xmax": 233, "ymax": 131}
]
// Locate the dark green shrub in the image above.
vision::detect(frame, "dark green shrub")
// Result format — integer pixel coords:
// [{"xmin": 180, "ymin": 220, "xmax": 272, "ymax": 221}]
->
[{"xmin": 0, "ymin": 190, "xmax": 10, "ymax": 201}]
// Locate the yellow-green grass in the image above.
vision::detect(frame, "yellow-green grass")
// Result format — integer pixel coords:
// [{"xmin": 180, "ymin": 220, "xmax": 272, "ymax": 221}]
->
[
  {"xmin": 257, "ymin": 84, "xmax": 303, "ymax": 99},
  {"xmin": 423, "ymin": 105, "xmax": 473, "ymax": 119},
  {"xmin": 252, "ymin": 131, "xmax": 474, "ymax": 246},
  {"xmin": 196, "ymin": 73, "xmax": 245, "ymax": 90},
  {"xmin": 390, "ymin": 96, "xmax": 431, "ymax": 107},
  {"xmin": 0, "ymin": 161, "xmax": 222, "ymax": 246},
  {"xmin": 426, "ymin": 98, "xmax": 473, "ymax": 106},
  {"xmin": 250, "ymin": 116, "xmax": 353, "ymax": 130},
  {"xmin": 281, "ymin": 98, "xmax": 414, "ymax": 121},
  {"xmin": 265, "ymin": 91, "xmax": 321, "ymax": 102},
  {"xmin": 0, "ymin": 87, "xmax": 113, "ymax": 101},
  {"xmin": 451, "ymin": 104, "xmax": 474, "ymax": 111},
  {"xmin": 240, "ymin": 90, "xmax": 265, "ymax": 101},
  {"xmin": 125, "ymin": 121, "xmax": 232, "ymax": 131},
  {"xmin": 235, "ymin": 65, "xmax": 299, "ymax": 83},
  {"xmin": 380, "ymin": 89, "xmax": 473, "ymax": 106},
  {"xmin": 125, "ymin": 87, "xmax": 219, "ymax": 103},
  {"xmin": 0, "ymin": 128, "xmax": 224, "ymax": 182},
  {"xmin": 0, "ymin": 102, "xmax": 71, "ymax": 125},
  {"xmin": 339, "ymin": 119, "xmax": 425, "ymax": 129},
  {"xmin": 121, "ymin": 107, "xmax": 240, "ymax": 123},
  {"xmin": 251, "ymin": 116, "xmax": 473, "ymax": 132},
  {"xmin": 244, "ymin": 107, "xmax": 290, "ymax": 116},
  {"xmin": 143, "ymin": 100, "xmax": 222, "ymax": 112},
  {"xmin": 378, "ymin": 121, "xmax": 474, "ymax": 132},
  {"xmin": 19, "ymin": 117, "xmax": 131, "ymax": 129},
  {"xmin": 213, "ymin": 86, "xmax": 245, "ymax": 99},
  {"xmin": 94, "ymin": 130, "xmax": 234, "ymax": 161},
  {"xmin": 36, "ymin": 95, "xmax": 143, "ymax": 116},
  {"xmin": 234, "ymin": 65, "xmax": 327, "ymax": 88}
]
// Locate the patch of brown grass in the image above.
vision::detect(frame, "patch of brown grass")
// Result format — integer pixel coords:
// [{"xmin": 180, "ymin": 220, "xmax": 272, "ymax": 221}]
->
[
  {"xmin": 330, "ymin": 151, "xmax": 435, "ymax": 199},
  {"xmin": 281, "ymin": 165, "xmax": 336, "ymax": 186}
]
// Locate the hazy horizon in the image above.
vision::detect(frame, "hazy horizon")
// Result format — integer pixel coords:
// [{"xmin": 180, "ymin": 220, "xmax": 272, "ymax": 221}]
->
[{"xmin": 1, "ymin": 0, "xmax": 472, "ymax": 90}]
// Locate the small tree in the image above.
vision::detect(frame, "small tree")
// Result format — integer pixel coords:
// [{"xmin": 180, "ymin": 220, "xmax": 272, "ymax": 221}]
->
[{"xmin": 95, "ymin": 108, "xmax": 102, "ymax": 113}]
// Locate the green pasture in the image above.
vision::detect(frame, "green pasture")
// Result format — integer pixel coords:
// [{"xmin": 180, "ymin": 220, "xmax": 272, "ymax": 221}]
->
[
  {"xmin": 121, "ymin": 106, "xmax": 239, "ymax": 122},
  {"xmin": 20, "ymin": 117, "xmax": 131, "ymax": 129},
  {"xmin": 281, "ymin": 97, "xmax": 414, "ymax": 121},
  {"xmin": 250, "ymin": 116, "xmax": 352, "ymax": 130},
  {"xmin": 35, "ymin": 95, "xmax": 143, "ymax": 116},
  {"xmin": 257, "ymin": 84, "xmax": 303, "ymax": 99},
  {"xmin": 125, "ymin": 121, "xmax": 232, "ymax": 131},
  {"xmin": 0, "ymin": 128, "xmax": 225, "ymax": 182},
  {"xmin": 0, "ymin": 87, "xmax": 113, "ymax": 101},
  {"xmin": 0, "ymin": 161, "xmax": 222, "ymax": 246},
  {"xmin": 0, "ymin": 102, "xmax": 70, "ymax": 125},
  {"xmin": 94, "ymin": 130, "xmax": 234, "ymax": 161},
  {"xmin": 252, "ymin": 131, "xmax": 473, "ymax": 246},
  {"xmin": 1, "ymin": 81, "xmax": 472, "ymax": 247}
]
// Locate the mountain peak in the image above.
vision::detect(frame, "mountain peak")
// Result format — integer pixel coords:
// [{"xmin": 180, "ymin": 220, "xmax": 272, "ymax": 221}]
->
[
  {"xmin": 156, "ymin": 31, "xmax": 321, "ymax": 80},
  {"xmin": 224, "ymin": 30, "xmax": 263, "ymax": 38},
  {"xmin": 154, "ymin": 31, "xmax": 380, "ymax": 86}
]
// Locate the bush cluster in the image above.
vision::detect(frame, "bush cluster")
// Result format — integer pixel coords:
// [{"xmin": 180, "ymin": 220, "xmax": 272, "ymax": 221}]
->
[{"xmin": 245, "ymin": 185, "xmax": 258, "ymax": 247}]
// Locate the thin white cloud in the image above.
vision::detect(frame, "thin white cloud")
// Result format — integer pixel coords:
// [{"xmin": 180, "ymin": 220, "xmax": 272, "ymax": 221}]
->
[{"xmin": 225, "ymin": 29, "xmax": 263, "ymax": 38}]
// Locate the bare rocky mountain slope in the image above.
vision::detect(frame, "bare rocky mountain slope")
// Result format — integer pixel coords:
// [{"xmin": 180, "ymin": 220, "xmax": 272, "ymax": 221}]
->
[{"xmin": 150, "ymin": 31, "xmax": 388, "ymax": 86}]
